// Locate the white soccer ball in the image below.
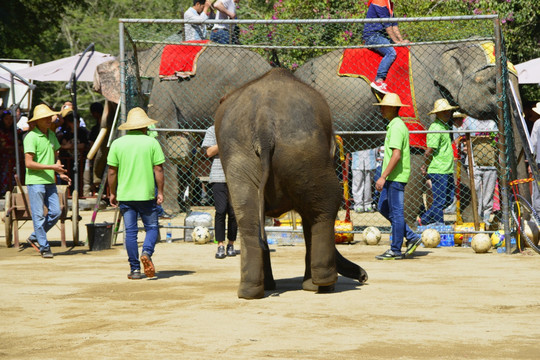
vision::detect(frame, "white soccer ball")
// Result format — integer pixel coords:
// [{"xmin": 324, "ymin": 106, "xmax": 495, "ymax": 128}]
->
[
  {"xmin": 421, "ymin": 229, "xmax": 441, "ymax": 248},
  {"xmin": 192, "ymin": 226, "xmax": 211, "ymax": 244},
  {"xmin": 363, "ymin": 226, "xmax": 381, "ymax": 245},
  {"xmin": 471, "ymin": 233, "xmax": 492, "ymax": 253}
]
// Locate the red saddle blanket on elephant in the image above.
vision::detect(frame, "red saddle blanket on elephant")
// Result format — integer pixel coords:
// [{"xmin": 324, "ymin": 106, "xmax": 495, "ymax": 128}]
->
[
  {"xmin": 159, "ymin": 40, "xmax": 210, "ymax": 80},
  {"xmin": 338, "ymin": 47, "xmax": 426, "ymax": 148}
]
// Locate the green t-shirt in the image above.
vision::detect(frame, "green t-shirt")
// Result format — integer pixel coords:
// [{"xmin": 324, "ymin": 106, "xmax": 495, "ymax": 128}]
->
[
  {"xmin": 426, "ymin": 118, "xmax": 454, "ymax": 174},
  {"xmin": 23, "ymin": 127, "xmax": 61, "ymax": 185},
  {"xmin": 107, "ymin": 130, "xmax": 165, "ymax": 201},
  {"xmin": 382, "ymin": 117, "xmax": 411, "ymax": 183}
]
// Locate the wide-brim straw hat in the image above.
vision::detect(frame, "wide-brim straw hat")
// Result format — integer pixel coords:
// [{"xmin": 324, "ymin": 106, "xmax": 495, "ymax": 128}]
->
[
  {"xmin": 533, "ymin": 102, "xmax": 540, "ymax": 116},
  {"xmin": 118, "ymin": 107, "xmax": 158, "ymax": 130},
  {"xmin": 29, "ymin": 104, "xmax": 60, "ymax": 123},
  {"xmin": 372, "ymin": 93, "xmax": 409, "ymax": 107},
  {"xmin": 453, "ymin": 111, "xmax": 467, "ymax": 118},
  {"xmin": 429, "ymin": 98, "xmax": 459, "ymax": 114}
]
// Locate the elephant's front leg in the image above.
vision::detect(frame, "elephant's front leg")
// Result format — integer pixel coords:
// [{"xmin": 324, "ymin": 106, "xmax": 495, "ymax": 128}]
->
[{"xmin": 309, "ymin": 220, "xmax": 337, "ymax": 287}]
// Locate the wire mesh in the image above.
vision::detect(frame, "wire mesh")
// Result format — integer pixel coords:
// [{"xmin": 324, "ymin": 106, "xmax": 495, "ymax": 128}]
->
[{"xmin": 117, "ymin": 16, "xmax": 520, "ymax": 239}]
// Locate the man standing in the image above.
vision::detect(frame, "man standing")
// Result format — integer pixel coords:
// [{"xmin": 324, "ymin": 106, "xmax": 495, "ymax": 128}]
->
[
  {"xmin": 210, "ymin": 0, "xmax": 240, "ymax": 44},
  {"xmin": 362, "ymin": 0, "xmax": 409, "ymax": 94},
  {"xmin": 24, "ymin": 104, "xmax": 72, "ymax": 258},
  {"xmin": 419, "ymin": 99, "xmax": 458, "ymax": 226},
  {"xmin": 374, "ymin": 93, "xmax": 421, "ymax": 260},
  {"xmin": 107, "ymin": 108, "xmax": 165, "ymax": 279},
  {"xmin": 184, "ymin": 0, "xmax": 212, "ymax": 41}
]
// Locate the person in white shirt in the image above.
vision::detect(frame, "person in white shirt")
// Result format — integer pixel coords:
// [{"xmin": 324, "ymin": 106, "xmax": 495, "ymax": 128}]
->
[
  {"xmin": 184, "ymin": 0, "xmax": 212, "ymax": 41},
  {"xmin": 210, "ymin": 0, "xmax": 240, "ymax": 44},
  {"xmin": 528, "ymin": 103, "xmax": 540, "ymax": 212}
]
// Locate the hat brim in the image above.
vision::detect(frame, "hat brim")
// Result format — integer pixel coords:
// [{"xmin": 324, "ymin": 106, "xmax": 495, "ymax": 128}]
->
[
  {"xmin": 28, "ymin": 110, "xmax": 59, "ymax": 123},
  {"xmin": 428, "ymin": 105, "xmax": 459, "ymax": 115},
  {"xmin": 373, "ymin": 103, "xmax": 410, "ymax": 107},
  {"xmin": 533, "ymin": 107, "xmax": 540, "ymax": 116},
  {"xmin": 117, "ymin": 119, "xmax": 158, "ymax": 130}
]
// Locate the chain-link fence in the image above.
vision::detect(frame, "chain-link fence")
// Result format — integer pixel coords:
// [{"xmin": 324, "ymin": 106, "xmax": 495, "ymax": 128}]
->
[{"xmin": 117, "ymin": 16, "xmax": 524, "ymax": 245}]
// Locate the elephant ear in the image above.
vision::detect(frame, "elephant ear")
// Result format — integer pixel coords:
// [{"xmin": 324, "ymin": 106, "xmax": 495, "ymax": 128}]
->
[
  {"xmin": 433, "ymin": 47, "xmax": 462, "ymax": 107},
  {"xmin": 93, "ymin": 60, "xmax": 121, "ymax": 104}
]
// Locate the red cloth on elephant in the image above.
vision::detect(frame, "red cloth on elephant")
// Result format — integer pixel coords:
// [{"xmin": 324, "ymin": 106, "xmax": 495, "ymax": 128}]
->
[
  {"xmin": 159, "ymin": 40, "xmax": 210, "ymax": 80},
  {"xmin": 338, "ymin": 46, "xmax": 426, "ymax": 147}
]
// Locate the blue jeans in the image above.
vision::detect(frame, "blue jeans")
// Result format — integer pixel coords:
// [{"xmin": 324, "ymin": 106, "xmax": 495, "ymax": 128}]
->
[
  {"xmin": 378, "ymin": 180, "xmax": 419, "ymax": 255},
  {"xmin": 27, "ymin": 184, "xmax": 61, "ymax": 252},
  {"xmin": 210, "ymin": 29, "xmax": 229, "ymax": 44},
  {"xmin": 119, "ymin": 200, "xmax": 159, "ymax": 271},
  {"xmin": 421, "ymin": 173, "xmax": 455, "ymax": 225},
  {"xmin": 365, "ymin": 34, "xmax": 397, "ymax": 80}
]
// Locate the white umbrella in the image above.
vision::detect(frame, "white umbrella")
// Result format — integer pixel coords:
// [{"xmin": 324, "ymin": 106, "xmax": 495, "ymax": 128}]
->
[
  {"xmin": 515, "ymin": 58, "xmax": 540, "ymax": 84},
  {"xmin": 16, "ymin": 51, "xmax": 116, "ymax": 82}
]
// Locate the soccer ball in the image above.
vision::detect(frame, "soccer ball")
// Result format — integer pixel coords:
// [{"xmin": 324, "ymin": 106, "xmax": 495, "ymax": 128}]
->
[
  {"xmin": 491, "ymin": 230, "xmax": 505, "ymax": 248},
  {"xmin": 421, "ymin": 229, "xmax": 441, "ymax": 248},
  {"xmin": 471, "ymin": 233, "xmax": 491, "ymax": 253},
  {"xmin": 192, "ymin": 226, "xmax": 211, "ymax": 244},
  {"xmin": 363, "ymin": 226, "xmax": 381, "ymax": 245}
]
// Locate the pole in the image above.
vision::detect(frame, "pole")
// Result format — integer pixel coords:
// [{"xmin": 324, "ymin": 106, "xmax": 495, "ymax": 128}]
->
[{"xmin": 493, "ymin": 18, "xmax": 512, "ymax": 255}]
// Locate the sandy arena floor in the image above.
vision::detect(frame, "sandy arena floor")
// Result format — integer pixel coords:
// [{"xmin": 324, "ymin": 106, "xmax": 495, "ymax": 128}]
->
[{"xmin": 1, "ymin": 206, "xmax": 539, "ymax": 359}]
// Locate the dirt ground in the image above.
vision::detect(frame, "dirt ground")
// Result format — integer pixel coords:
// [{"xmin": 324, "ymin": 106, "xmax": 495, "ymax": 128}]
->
[{"xmin": 1, "ymin": 206, "xmax": 539, "ymax": 360}]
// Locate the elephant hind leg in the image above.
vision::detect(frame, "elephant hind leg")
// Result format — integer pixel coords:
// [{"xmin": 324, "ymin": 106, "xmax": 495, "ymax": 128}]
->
[{"xmin": 336, "ymin": 249, "xmax": 368, "ymax": 283}]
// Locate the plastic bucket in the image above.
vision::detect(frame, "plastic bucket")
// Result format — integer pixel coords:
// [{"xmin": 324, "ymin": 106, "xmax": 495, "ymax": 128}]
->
[{"xmin": 86, "ymin": 222, "xmax": 113, "ymax": 251}]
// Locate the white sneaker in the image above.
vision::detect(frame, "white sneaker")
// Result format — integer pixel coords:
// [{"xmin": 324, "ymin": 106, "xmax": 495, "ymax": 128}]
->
[{"xmin": 370, "ymin": 80, "xmax": 389, "ymax": 94}]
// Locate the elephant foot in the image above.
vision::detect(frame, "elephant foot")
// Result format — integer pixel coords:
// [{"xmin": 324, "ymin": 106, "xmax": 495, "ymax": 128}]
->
[
  {"xmin": 302, "ymin": 279, "xmax": 318, "ymax": 292},
  {"xmin": 302, "ymin": 278, "xmax": 336, "ymax": 293},
  {"xmin": 238, "ymin": 282, "xmax": 264, "ymax": 300}
]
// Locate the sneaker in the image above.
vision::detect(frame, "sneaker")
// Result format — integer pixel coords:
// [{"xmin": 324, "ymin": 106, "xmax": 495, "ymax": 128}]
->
[
  {"xmin": 215, "ymin": 245, "xmax": 226, "ymax": 259},
  {"xmin": 405, "ymin": 237, "xmax": 423, "ymax": 256},
  {"xmin": 375, "ymin": 249, "xmax": 403, "ymax": 260},
  {"xmin": 354, "ymin": 205, "xmax": 363, "ymax": 213},
  {"xmin": 226, "ymin": 244, "xmax": 236, "ymax": 257},
  {"xmin": 127, "ymin": 270, "xmax": 143, "ymax": 280},
  {"xmin": 370, "ymin": 80, "xmax": 389, "ymax": 94},
  {"xmin": 41, "ymin": 249, "xmax": 54, "ymax": 259},
  {"xmin": 159, "ymin": 211, "xmax": 172, "ymax": 219},
  {"xmin": 140, "ymin": 252, "xmax": 155, "ymax": 278}
]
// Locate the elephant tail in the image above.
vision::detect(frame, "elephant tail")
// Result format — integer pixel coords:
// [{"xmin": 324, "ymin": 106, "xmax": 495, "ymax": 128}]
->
[
  {"xmin": 335, "ymin": 249, "xmax": 368, "ymax": 283},
  {"xmin": 258, "ymin": 147, "xmax": 272, "ymax": 251}
]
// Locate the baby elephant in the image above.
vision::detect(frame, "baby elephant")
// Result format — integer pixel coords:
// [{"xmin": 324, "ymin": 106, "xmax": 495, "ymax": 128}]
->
[{"xmin": 215, "ymin": 68, "xmax": 368, "ymax": 299}]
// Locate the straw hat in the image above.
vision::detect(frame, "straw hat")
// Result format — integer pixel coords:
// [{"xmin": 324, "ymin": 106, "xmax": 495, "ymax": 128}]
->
[
  {"xmin": 118, "ymin": 107, "xmax": 157, "ymax": 130},
  {"xmin": 28, "ymin": 104, "xmax": 59, "ymax": 123},
  {"xmin": 453, "ymin": 111, "xmax": 467, "ymax": 118},
  {"xmin": 428, "ymin": 98, "xmax": 459, "ymax": 115},
  {"xmin": 372, "ymin": 93, "xmax": 409, "ymax": 107},
  {"xmin": 60, "ymin": 107, "xmax": 73, "ymax": 118},
  {"xmin": 532, "ymin": 102, "xmax": 540, "ymax": 116}
]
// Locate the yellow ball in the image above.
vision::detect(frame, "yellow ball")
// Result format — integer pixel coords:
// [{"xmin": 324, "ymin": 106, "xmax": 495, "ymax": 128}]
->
[{"xmin": 491, "ymin": 230, "xmax": 505, "ymax": 248}]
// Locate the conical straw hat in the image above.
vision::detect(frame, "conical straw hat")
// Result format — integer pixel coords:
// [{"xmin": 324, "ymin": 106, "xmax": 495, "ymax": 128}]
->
[
  {"xmin": 372, "ymin": 93, "xmax": 409, "ymax": 107},
  {"xmin": 429, "ymin": 98, "xmax": 459, "ymax": 114},
  {"xmin": 118, "ymin": 107, "xmax": 158, "ymax": 130},
  {"xmin": 28, "ymin": 104, "xmax": 59, "ymax": 122}
]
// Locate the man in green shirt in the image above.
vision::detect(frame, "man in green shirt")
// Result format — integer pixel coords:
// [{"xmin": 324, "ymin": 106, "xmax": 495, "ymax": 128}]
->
[
  {"xmin": 419, "ymin": 98, "xmax": 458, "ymax": 226},
  {"xmin": 24, "ymin": 104, "xmax": 72, "ymax": 258},
  {"xmin": 107, "ymin": 108, "xmax": 165, "ymax": 280},
  {"xmin": 374, "ymin": 93, "xmax": 422, "ymax": 260}
]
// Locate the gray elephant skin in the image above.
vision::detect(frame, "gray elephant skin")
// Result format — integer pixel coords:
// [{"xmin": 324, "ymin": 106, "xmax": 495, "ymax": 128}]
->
[
  {"xmin": 295, "ymin": 41, "xmax": 523, "ymax": 225},
  {"xmin": 215, "ymin": 68, "xmax": 368, "ymax": 299}
]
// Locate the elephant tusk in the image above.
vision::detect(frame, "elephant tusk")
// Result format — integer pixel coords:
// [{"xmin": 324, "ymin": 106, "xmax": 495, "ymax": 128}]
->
[{"xmin": 87, "ymin": 128, "xmax": 108, "ymax": 160}]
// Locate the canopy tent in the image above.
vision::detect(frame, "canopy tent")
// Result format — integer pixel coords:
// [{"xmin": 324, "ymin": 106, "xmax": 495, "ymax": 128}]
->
[
  {"xmin": 15, "ymin": 51, "xmax": 116, "ymax": 82},
  {"xmin": 515, "ymin": 58, "xmax": 540, "ymax": 85}
]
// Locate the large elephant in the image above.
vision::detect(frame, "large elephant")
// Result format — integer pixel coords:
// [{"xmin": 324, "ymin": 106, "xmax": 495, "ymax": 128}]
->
[
  {"xmin": 215, "ymin": 68, "xmax": 368, "ymax": 299},
  {"xmin": 94, "ymin": 43, "xmax": 273, "ymax": 213},
  {"xmin": 295, "ymin": 41, "xmax": 523, "ymax": 226}
]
